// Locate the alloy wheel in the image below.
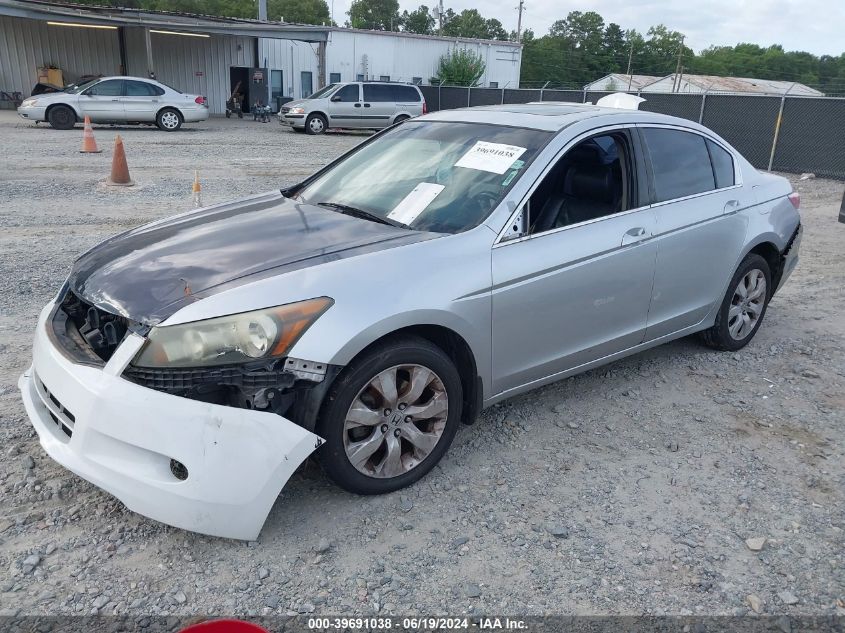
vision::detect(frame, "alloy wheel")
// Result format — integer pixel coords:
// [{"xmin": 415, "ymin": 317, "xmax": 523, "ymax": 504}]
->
[
  {"xmin": 728, "ymin": 268, "xmax": 766, "ymax": 340},
  {"xmin": 160, "ymin": 111, "xmax": 180, "ymax": 130},
  {"xmin": 342, "ymin": 364, "xmax": 449, "ymax": 479}
]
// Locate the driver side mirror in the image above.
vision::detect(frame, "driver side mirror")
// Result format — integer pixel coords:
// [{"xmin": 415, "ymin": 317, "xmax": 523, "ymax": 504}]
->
[{"xmin": 330, "ymin": 95, "xmax": 342, "ymax": 102}]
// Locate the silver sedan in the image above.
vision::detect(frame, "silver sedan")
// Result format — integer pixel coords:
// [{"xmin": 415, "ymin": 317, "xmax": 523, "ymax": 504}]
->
[
  {"xmin": 19, "ymin": 102, "xmax": 801, "ymax": 538},
  {"xmin": 17, "ymin": 75, "xmax": 209, "ymax": 131}
]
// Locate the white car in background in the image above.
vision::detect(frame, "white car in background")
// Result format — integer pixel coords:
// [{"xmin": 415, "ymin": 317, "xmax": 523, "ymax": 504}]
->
[{"xmin": 17, "ymin": 76, "xmax": 209, "ymax": 131}]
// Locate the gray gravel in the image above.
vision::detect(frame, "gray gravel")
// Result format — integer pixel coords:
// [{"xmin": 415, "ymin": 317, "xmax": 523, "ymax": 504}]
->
[{"xmin": 0, "ymin": 111, "xmax": 843, "ymax": 617}]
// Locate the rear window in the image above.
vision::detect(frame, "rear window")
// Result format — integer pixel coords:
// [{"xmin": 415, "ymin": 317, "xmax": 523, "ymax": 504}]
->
[{"xmin": 643, "ymin": 128, "xmax": 715, "ymax": 202}]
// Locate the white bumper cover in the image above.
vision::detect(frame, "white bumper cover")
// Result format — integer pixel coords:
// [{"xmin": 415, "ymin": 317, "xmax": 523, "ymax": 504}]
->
[{"xmin": 18, "ymin": 303, "xmax": 323, "ymax": 540}]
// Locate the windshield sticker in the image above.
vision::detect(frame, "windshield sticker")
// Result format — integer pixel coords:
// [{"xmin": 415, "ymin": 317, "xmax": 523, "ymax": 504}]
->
[
  {"xmin": 511, "ymin": 159, "xmax": 525, "ymax": 170},
  {"xmin": 387, "ymin": 182, "xmax": 446, "ymax": 225},
  {"xmin": 501, "ymin": 170, "xmax": 518, "ymax": 187},
  {"xmin": 455, "ymin": 141, "xmax": 527, "ymax": 174}
]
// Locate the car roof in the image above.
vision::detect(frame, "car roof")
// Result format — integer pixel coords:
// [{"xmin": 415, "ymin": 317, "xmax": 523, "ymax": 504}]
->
[
  {"xmin": 420, "ymin": 103, "xmax": 700, "ymax": 133},
  {"xmin": 91, "ymin": 76, "xmax": 161, "ymax": 84}
]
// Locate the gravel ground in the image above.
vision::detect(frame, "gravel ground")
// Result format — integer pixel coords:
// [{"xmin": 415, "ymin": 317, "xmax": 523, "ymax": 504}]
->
[{"xmin": 0, "ymin": 111, "xmax": 843, "ymax": 618}]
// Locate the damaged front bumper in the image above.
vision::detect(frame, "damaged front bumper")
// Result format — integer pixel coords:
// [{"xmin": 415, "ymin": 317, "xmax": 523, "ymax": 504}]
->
[{"xmin": 18, "ymin": 302, "xmax": 323, "ymax": 540}]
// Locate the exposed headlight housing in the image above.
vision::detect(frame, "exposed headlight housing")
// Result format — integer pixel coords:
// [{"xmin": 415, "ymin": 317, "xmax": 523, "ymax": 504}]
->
[
  {"xmin": 21, "ymin": 98, "xmax": 38, "ymax": 107},
  {"xmin": 132, "ymin": 297, "xmax": 333, "ymax": 368},
  {"xmin": 287, "ymin": 106, "xmax": 305, "ymax": 114}
]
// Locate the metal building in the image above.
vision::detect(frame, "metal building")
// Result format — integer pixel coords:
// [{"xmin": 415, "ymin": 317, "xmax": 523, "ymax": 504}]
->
[{"xmin": 0, "ymin": 0, "xmax": 522, "ymax": 115}]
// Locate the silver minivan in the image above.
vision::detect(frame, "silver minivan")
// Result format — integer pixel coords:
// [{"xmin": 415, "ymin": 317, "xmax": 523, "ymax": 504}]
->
[{"xmin": 279, "ymin": 81, "xmax": 426, "ymax": 134}]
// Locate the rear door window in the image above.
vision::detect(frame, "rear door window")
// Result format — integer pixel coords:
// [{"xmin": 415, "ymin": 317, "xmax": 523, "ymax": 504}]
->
[
  {"xmin": 363, "ymin": 84, "xmax": 394, "ymax": 102},
  {"xmin": 125, "ymin": 80, "xmax": 162, "ymax": 96},
  {"xmin": 642, "ymin": 128, "xmax": 716, "ymax": 202}
]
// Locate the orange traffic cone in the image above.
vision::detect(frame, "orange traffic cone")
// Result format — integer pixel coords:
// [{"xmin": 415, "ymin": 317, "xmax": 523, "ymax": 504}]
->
[
  {"xmin": 106, "ymin": 135, "xmax": 134, "ymax": 186},
  {"xmin": 80, "ymin": 116, "xmax": 101, "ymax": 153}
]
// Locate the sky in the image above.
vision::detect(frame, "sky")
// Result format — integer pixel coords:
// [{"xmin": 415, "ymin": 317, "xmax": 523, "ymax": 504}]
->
[{"xmin": 327, "ymin": 0, "xmax": 845, "ymax": 57}]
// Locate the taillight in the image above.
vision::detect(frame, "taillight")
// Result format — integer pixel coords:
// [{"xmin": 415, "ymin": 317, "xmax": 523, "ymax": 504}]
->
[
  {"xmin": 422, "ymin": 100, "xmax": 427, "ymax": 114},
  {"xmin": 195, "ymin": 96, "xmax": 206, "ymax": 105},
  {"xmin": 788, "ymin": 192, "xmax": 800, "ymax": 210}
]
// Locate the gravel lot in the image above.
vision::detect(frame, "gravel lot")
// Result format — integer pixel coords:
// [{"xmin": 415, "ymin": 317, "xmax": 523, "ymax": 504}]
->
[{"xmin": 0, "ymin": 111, "xmax": 843, "ymax": 618}]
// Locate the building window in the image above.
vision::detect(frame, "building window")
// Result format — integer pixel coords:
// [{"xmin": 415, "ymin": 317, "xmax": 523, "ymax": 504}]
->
[
  {"xmin": 330, "ymin": 72, "xmax": 341, "ymax": 84},
  {"xmin": 356, "ymin": 74, "xmax": 365, "ymax": 82},
  {"xmin": 489, "ymin": 81, "xmax": 499, "ymax": 88},
  {"xmin": 300, "ymin": 71, "xmax": 313, "ymax": 98},
  {"xmin": 271, "ymin": 70, "xmax": 284, "ymax": 99},
  {"xmin": 412, "ymin": 77, "xmax": 422, "ymax": 85},
  {"xmin": 379, "ymin": 75, "xmax": 390, "ymax": 82}
]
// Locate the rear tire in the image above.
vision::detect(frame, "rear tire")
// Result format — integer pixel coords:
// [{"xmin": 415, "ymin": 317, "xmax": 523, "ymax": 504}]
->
[
  {"xmin": 47, "ymin": 105, "xmax": 76, "ymax": 130},
  {"xmin": 315, "ymin": 336, "xmax": 462, "ymax": 495},
  {"xmin": 305, "ymin": 113, "xmax": 327, "ymax": 135},
  {"xmin": 156, "ymin": 108, "xmax": 183, "ymax": 131},
  {"xmin": 394, "ymin": 114, "xmax": 410, "ymax": 124},
  {"xmin": 701, "ymin": 253, "xmax": 771, "ymax": 351}
]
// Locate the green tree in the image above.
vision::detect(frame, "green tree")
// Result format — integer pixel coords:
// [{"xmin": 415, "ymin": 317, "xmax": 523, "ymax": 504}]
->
[
  {"xmin": 268, "ymin": 0, "xmax": 332, "ymax": 24},
  {"xmin": 401, "ymin": 5, "xmax": 435, "ymax": 35},
  {"xmin": 443, "ymin": 9, "xmax": 507, "ymax": 40},
  {"xmin": 348, "ymin": 0, "xmax": 400, "ymax": 30},
  {"xmin": 431, "ymin": 48, "xmax": 486, "ymax": 86}
]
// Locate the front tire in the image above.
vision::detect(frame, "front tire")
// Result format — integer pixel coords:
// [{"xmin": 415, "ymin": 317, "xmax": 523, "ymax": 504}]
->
[
  {"xmin": 305, "ymin": 113, "xmax": 327, "ymax": 135},
  {"xmin": 316, "ymin": 337, "xmax": 462, "ymax": 495},
  {"xmin": 47, "ymin": 105, "xmax": 76, "ymax": 130},
  {"xmin": 701, "ymin": 253, "xmax": 771, "ymax": 351},
  {"xmin": 156, "ymin": 108, "xmax": 183, "ymax": 131}
]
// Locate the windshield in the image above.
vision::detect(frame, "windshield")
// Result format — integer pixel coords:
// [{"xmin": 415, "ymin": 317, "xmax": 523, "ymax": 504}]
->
[
  {"xmin": 295, "ymin": 121, "xmax": 551, "ymax": 234},
  {"xmin": 307, "ymin": 84, "xmax": 337, "ymax": 99},
  {"xmin": 66, "ymin": 79, "xmax": 99, "ymax": 94}
]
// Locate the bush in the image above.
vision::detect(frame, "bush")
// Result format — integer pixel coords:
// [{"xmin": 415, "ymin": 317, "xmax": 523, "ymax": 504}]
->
[{"xmin": 430, "ymin": 48, "xmax": 486, "ymax": 87}]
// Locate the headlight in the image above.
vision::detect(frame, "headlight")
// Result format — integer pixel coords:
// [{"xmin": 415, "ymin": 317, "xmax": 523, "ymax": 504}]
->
[
  {"xmin": 132, "ymin": 297, "xmax": 333, "ymax": 368},
  {"xmin": 287, "ymin": 106, "xmax": 305, "ymax": 114},
  {"xmin": 21, "ymin": 98, "xmax": 38, "ymax": 107}
]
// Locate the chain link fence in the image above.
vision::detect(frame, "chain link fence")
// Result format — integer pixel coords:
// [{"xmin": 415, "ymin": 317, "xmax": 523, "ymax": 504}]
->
[{"xmin": 417, "ymin": 84, "xmax": 845, "ymax": 179}]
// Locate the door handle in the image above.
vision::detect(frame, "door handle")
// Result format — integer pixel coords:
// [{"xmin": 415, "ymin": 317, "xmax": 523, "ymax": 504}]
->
[
  {"xmin": 723, "ymin": 199, "xmax": 741, "ymax": 215},
  {"xmin": 621, "ymin": 227, "xmax": 650, "ymax": 247},
  {"xmin": 363, "ymin": 103, "xmax": 371, "ymax": 108},
  {"xmin": 354, "ymin": 103, "xmax": 361, "ymax": 107},
  {"xmin": 111, "ymin": 99, "xmax": 120, "ymax": 102}
]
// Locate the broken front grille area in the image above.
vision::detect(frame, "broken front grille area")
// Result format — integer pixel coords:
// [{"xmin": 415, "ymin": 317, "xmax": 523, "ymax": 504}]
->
[
  {"xmin": 50, "ymin": 290, "xmax": 133, "ymax": 364},
  {"xmin": 33, "ymin": 372, "xmax": 75, "ymax": 440}
]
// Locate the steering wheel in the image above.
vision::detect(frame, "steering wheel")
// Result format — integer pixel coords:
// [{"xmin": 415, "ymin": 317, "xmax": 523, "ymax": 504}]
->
[{"xmin": 471, "ymin": 190, "xmax": 501, "ymax": 214}]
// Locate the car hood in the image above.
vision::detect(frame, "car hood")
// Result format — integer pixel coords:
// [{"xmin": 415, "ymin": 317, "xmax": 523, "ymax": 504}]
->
[{"xmin": 68, "ymin": 192, "xmax": 437, "ymax": 325}]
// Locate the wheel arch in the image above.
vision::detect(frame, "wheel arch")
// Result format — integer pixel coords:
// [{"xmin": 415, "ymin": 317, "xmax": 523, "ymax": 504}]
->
[
  {"xmin": 45, "ymin": 102, "xmax": 79, "ymax": 121},
  {"xmin": 329, "ymin": 322, "xmax": 483, "ymax": 427},
  {"xmin": 740, "ymin": 236, "xmax": 791, "ymax": 295},
  {"xmin": 156, "ymin": 105, "xmax": 183, "ymax": 119}
]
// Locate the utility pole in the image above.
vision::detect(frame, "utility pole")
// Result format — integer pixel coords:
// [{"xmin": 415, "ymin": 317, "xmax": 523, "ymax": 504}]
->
[
  {"xmin": 672, "ymin": 35, "xmax": 685, "ymax": 92},
  {"xmin": 516, "ymin": 0, "xmax": 525, "ymax": 43},
  {"xmin": 626, "ymin": 39, "xmax": 634, "ymax": 90},
  {"xmin": 437, "ymin": 0, "xmax": 444, "ymax": 35}
]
